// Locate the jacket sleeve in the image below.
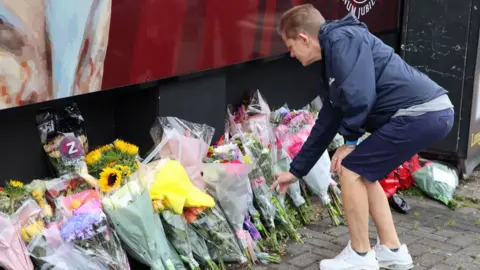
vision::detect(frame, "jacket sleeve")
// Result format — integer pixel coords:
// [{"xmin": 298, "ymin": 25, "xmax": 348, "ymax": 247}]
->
[
  {"xmin": 329, "ymin": 36, "xmax": 376, "ymax": 142},
  {"xmin": 289, "ymin": 100, "xmax": 342, "ymax": 179}
]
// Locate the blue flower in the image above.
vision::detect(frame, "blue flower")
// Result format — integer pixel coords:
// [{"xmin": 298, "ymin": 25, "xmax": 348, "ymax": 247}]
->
[{"xmin": 60, "ymin": 211, "xmax": 106, "ymax": 242}]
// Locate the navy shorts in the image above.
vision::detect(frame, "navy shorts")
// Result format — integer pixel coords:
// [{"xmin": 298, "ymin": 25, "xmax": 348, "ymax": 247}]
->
[{"xmin": 342, "ymin": 108, "xmax": 454, "ymax": 182}]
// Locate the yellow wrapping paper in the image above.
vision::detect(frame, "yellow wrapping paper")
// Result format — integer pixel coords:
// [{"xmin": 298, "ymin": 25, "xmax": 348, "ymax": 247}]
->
[{"xmin": 149, "ymin": 160, "xmax": 214, "ymax": 214}]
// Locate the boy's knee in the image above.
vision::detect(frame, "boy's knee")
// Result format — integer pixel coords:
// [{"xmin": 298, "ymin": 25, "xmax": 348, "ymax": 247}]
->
[{"xmin": 339, "ymin": 166, "xmax": 362, "ymax": 186}]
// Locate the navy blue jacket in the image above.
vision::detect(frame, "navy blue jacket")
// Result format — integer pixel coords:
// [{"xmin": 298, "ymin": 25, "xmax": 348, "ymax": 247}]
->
[{"xmin": 289, "ymin": 13, "xmax": 448, "ymax": 179}]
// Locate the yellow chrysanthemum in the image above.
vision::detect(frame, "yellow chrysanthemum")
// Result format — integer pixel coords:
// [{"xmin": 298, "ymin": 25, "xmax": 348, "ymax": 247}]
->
[
  {"xmin": 31, "ymin": 190, "xmax": 42, "ymax": 198},
  {"xmin": 31, "ymin": 190, "xmax": 45, "ymax": 206},
  {"xmin": 113, "ymin": 139, "xmax": 139, "ymax": 155},
  {"xmin": 98, "ymin": 167, "xmax": 122, "ymax": 193},
  {"xmin": 85, "ymin": 150, "xmax": 102, "ymax": 165},
  {"xmin": 244, "ymin": 154, "xmax": 252, "ymax": 164},
  {"xmin": 9, "ymin": 180, "xmax": 23, "ymax": 188}
]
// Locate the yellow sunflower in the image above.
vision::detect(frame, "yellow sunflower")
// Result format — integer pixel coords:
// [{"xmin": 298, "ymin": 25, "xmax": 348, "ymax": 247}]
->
[
  {"xmin": 97, "ymin": 144, "xmax": 113, "ymax": 153},
  {"xmin": 85, "ymin": 150, "xmax": 102, "ymax": 165},
  {"xmin": 9, "ymin": 180, "xmax": 23, "ymax": 188},
  {"xmin": 115, "ymin": 165, "xmax": 132, "ymax": 177},
  {"xmin": 98, "ymin": 167, "xmax": 122, "ymax": 193},
  {"xmin": 113, "ymin": 139, "xmax": 139, "ymax": 156}
]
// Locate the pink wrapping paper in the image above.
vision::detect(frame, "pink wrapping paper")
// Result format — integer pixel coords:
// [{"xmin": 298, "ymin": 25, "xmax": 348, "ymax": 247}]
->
[
  {"xmin": 0, "ymin": 214, "xmax": 34, "ymax": 270},
  {"xmin": 58, "ymin": 189, "xmax": 99, "ymax": 216},
  {"xmin": 160, "ymin": 134, "xmax": 209, "ymax": 190}
]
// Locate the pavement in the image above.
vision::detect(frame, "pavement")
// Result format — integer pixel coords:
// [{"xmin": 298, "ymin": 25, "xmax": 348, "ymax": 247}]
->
[{"xmin": 240, "ymin": 193, "xmax": 480, "ymax": 270}]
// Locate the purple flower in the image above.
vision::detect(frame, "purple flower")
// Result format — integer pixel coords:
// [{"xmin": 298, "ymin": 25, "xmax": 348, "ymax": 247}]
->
[
  {"xmin": 243, "ymin": 216, "xmax": 261, "ymax": 241},
  {"xmin": 60, "ymin": 211, "xmax": 107, "ymax": 242}
]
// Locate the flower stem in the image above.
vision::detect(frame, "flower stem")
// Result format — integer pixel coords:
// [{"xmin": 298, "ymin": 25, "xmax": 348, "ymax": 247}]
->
[
  {"xmin": 298, "ymin": 204, "xmax": 311, "ymax": 225},
  {"xmin": 271, "ymin": 196, "xmax": 303, "ymax": 243},
  {"xmin": 206, "ymin": 260, "xmax": 220, "ymax": 270},
  {"xmin": 327, "ymin": 203, "xmax": 341, "ymax": 226},
  {"xmin": 266, "ymin": 229, "xmax": 280, "ymax": 252}
]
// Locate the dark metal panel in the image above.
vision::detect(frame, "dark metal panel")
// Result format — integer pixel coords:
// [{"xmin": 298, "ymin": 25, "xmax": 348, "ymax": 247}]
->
[
  {"xmin": 114, "ymin": 71, "xmax": 227, "ymax": 157},
  {"xmin": 226, "ymin": 55, "xmax": 323, "ymax": 110},
  {"xmin": 156, "ymin": 74, "xmax": 227, "ymax": 143},
  {"xmin": 401, "ymin": 0, "xmax": 473, "ymax": 154}
]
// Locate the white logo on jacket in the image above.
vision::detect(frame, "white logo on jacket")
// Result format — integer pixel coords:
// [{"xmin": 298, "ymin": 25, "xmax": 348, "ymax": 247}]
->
[
  {"xmin": 329, "ymin": 77, "xmax": 335, "ymax": 86},
  {"xmin": 342, "ymin": 0, "xmax": 377, "ymax": 19}
]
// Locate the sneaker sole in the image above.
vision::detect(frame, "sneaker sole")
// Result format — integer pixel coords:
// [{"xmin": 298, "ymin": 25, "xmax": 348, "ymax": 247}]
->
[
  {"xmin": 320, "ymin": 266, "xmax": 380, "ymax": 270},
  {"xmin": 379, "ymin": 262, "xmax": 414, "ymax": 270}
]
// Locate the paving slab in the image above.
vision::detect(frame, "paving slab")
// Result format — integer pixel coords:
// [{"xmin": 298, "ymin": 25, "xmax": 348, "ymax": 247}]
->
[{"xmin": 229, "ymin": 194, "xmax": 480, "ymax": 270}]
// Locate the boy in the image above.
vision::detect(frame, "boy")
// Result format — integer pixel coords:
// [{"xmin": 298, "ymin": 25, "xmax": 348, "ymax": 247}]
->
[{"xmin": 272, "ymin": 4, "xmax": 454, "ymax": 270}]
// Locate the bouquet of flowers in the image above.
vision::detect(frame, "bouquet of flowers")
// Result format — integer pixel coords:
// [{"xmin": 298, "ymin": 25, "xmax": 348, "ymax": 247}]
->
[
  {"xmin": 87, "ymin": 140, "xmax": 176, "ymax": 270},
  {"xmin": 201, "ymin": 162, "xmax": 256, "ymax": 266},
  {"xmin": 147, "ymin": 158, "xmax": 215, "ymax": 215},
  {"xmin": 145, "ymin": 157, "xmax": 217, "ymax": 270},
  {"xmin": 222, "ymin": 136, "xmax": 279, "ymax": 250},
  {"xmin": 166, "ymin": 239, "xmax": 187, "ymax": 270},
  {"xmin": 203, "ymin": 139, "xmax": 268, "ymax": 250},
  {"xmin": 14, "ymin": 199, "xmax": 46, "ymax": 245},
  {"xmin": 203, "ymin": 141, "xmax": 245, "ymax": 164},
  {"xmin": 161, "ymin": 211, "xmax": 201, "ymax": 270},
  {"xmin": 273, "ymin": 109, "xmax": 315, "ymax": 159},
  {"xmin": 43, "ymin": 174, "xmax": 94, "ymax": 206},
  {"xmin": 0, "ymin": 212, "xmax": 34, "ymax": 270},
  {"xmin": 303, "ymin": 99, "xmax": 344, "ymax": 225},
  {"xmin": 24, "ymin": 180, "xmax": 54, "ymax": 226},
  {"xmin": 85, "ymin": 139, "xmax": 139, "ymax": 190},
  {"xmin": 150, "ymin": 116, "xmax": 214, "ymax": 190},
  {"xmin": 36, "ymin": 103, "xmax": 89, "ymax": 176},
  {"xmin": 243, "ymin": 131, "xmax": 307, "ymax": 210},
  {"xmin": 0, "ymin": 191, "xmax": 35, "ymax": 270},
  {"xmin": 56, "ymin": 190, "xmax": 130, "ymax": 269},
  {"xmin": 240, "ymin": 133, "xmax": 302, "ymax": 243},
  {"xmin": 303, "ymin": 151, "xmax": 344, "ymax": 225},
  {"xmin": 238, "ymin": 160, "xmax": 279, "ymax": 250},
  {"xmin": 185, "ymin": 219, "xmax": 220, "ymax": 270},
  {"xmin": 144, "ymin": 125, "xmax": 225, "ymax": 270},
  {"xmin": 0, "ymin": 180, "xmax": 30, "ymax": 215},
  {"xmin": 26, "ymin": 221, "xmax": 119, "ymax": 270},
  {"xmin": 187, "ymin": 203, "xmax": 246, "ymax": 270},
  {"xmin": 273, "ymin": 102, "xmax": 344, "ymax": 225},
  {"xmin": 240, "ymin": 90, "xmax": 274, "ymax": 147},
  {"xmin": 272, "ymin": 150, "xmax": 310, "ymax": 225}
]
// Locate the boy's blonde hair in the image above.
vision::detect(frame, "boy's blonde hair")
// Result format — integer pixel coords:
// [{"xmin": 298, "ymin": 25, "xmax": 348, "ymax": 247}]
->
[{"xmin": 278, "ymin": 4, "xmax": 325, "ymax": 39}]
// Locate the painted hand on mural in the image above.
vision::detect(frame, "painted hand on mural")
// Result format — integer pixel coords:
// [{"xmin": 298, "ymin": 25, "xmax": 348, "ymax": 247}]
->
[{"xmin": 0, "ymin": 0, "xmax": 111, "ymax": 109}]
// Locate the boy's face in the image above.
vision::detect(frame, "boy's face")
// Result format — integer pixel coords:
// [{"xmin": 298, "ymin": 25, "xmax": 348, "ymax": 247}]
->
[{"xmin": 281, "ymin": 32, "xmax": 321, "ymax": 66}]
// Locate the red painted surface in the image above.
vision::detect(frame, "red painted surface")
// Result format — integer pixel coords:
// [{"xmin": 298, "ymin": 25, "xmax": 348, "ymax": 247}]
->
[{"xmin": 102, "ymin": 0, "xmax": 400, "ymax": 90}]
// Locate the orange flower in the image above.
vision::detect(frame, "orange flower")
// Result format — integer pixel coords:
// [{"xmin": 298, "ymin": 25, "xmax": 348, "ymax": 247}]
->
[{"xmin": 184, "ymin": 207, "xmax": 208, "ymax": 224}]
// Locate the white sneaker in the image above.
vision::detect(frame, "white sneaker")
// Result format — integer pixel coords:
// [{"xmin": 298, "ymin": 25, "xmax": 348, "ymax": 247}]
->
[
  {"xmin": 374, "ymin": 240, "xmax": 414, "ymax": 270},
  {"xmin": 319, "ymin": 241, "xmax": 380, "ymax": 270}
]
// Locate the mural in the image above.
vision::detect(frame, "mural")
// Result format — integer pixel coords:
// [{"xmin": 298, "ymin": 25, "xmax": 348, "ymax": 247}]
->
[
  {"xmin": 0, "ymin": 0, "xmax": 400, "ymax": 110},
  {"xmin": 0, "ymin": 0, "xmax": 111, "ymax": 109},
  {"xmin": 102, "ymin": 0, "xmax": 399, "ymax": 90}
]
